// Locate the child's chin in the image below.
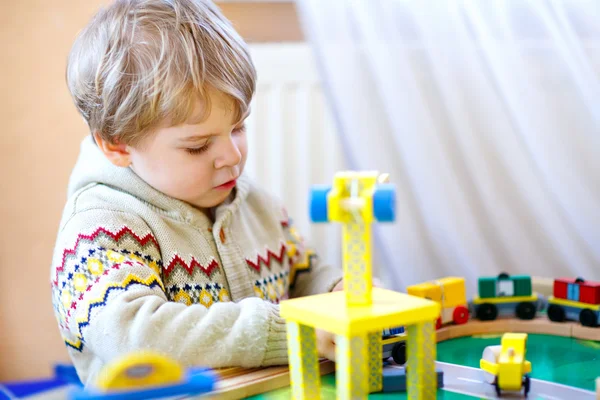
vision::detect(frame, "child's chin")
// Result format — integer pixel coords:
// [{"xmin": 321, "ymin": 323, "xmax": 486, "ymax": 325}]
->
[{"xmin": 194, "ymin": 191, "xmax": 232, "ymax": 208}]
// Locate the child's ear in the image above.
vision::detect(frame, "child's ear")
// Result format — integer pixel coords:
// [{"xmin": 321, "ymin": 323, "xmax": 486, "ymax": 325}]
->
[{"xmin": 93, "ymin": 131, "xmax": 132, "ymax": 167}]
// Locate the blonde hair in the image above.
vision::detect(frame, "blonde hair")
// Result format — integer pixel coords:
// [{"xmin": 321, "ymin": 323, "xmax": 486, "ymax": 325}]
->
[{"xmin": 66, "ymin": 0, "xmax": 256, "ymax": 145}]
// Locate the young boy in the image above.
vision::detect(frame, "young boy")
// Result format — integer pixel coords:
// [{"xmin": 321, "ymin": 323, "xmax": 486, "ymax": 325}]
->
[{"xmin": 51, "ymin": 0, "xmax": 343, "ymax": 385}]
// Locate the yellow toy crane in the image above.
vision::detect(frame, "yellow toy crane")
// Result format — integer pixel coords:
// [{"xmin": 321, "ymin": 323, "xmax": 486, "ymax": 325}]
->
[
  {"xmin": 279, "ymin": 171, "xmax": 441, "ymax": 400},
  {"xmin": 480, "ymin": 333, "xmax": 532, "ymax": 397}
]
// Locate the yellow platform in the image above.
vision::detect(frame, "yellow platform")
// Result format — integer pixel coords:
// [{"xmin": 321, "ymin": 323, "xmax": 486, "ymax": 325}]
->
[{"xmin": 280, "ymin": 288, "xmax": 440, "ymax": 335}]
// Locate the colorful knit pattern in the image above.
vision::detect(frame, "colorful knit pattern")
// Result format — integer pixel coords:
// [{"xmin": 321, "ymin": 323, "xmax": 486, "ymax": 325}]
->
[
  {"xmin": 163, "ymin": 254, "xmax": 220, "ymax": 279},
  {"xmin": 52, "ymin": 214, "xmax": 309, "ymax": 353},
  {"xmin": 245, "ymin": 243, "xmax": 286, "ymax": 272},
  {"xmin": 52, "ymin": 226, "xmax": 165, "ymax": 352},
  {"xmin": 166, "ymin": 282, "xmax": 231, "ymax": 307},
  {"xmin": 282, "ymin": 216, "xmax": 316, "ymax": 289},
  {"xmin": 254, "ymin": 270, "xmax": 290, "ymax": 304}
]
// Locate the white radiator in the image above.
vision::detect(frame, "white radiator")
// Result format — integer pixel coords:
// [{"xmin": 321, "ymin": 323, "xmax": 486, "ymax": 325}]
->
[{"xmin": 246, "ymin": 43, "xmax": 346, "ymax": 270}]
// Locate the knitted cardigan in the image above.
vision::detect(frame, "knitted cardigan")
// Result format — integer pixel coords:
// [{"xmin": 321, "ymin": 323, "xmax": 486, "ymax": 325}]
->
[{"xmin": 50, "ymin": 136, "xmax": 343, "ymax": 385}]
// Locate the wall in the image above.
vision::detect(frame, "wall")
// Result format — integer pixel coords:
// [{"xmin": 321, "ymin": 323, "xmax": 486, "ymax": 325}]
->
[{"xmin": 0, "ymin": 0, "xmax": 307, "ymax": 381}]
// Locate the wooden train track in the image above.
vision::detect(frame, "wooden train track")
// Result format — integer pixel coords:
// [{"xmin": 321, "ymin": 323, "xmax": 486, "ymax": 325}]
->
[
  {"xmin": 210, "ymin": 359, "xmax": 335, "ymax": 399},
  {"xmin": 209, "ymin": 317, "xmax": 598, "ymax": 399},
  {"xmin": 437, "ymin": 316, "xmax": 599, "ymax": 342}
]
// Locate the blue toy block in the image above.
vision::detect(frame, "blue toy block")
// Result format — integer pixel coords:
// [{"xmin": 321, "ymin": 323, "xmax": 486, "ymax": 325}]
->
[
  {"xmin": 373, "ymin": 184, "xmax": 396, "ymax": 222},
  {"xmin": 310, "ymin": 185, "xmax": 331, "ymax": 222}
]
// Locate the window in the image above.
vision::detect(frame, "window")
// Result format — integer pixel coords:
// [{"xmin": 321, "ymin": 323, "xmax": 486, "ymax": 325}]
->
[{"xmin": 497, "ymin": 280, "xmax": 514, "ymax": 297}]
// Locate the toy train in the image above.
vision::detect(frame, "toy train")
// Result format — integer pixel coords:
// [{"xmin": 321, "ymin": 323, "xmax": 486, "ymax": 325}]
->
[
  {"xmin": 547, "ymin": 277, "xmax": 600, "ymax": 327},
  {"xmin": 472, "ymin": 273, "xmax": 544, "ymax": 321},
  {"xmin": 407, "ymin": 277, "xmax": 470, "ymax": 329},
  {"xmin": 404, "ymin": 273, "xmax": 599, "ymax": 329}
]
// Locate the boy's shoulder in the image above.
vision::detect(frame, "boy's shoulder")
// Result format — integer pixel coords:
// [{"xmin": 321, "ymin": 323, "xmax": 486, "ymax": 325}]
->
[{"xmin": 57, "ymin": 181, "xmax": 150, "ymax": 233}]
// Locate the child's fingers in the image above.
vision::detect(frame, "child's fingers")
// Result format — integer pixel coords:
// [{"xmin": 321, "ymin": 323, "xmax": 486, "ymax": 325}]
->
[
  {"xmin": 321, "ymin": 341, "xmax": 336, "ymax": 362},
  {"xmin": 316, "ymin": 329, "xmax": 337, "ymax": 361}
]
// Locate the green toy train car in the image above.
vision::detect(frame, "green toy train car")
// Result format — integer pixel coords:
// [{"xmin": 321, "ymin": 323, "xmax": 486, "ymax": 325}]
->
[{"xmin": 471, "ymin": 273, "xmax": 544, "ymax": 321}]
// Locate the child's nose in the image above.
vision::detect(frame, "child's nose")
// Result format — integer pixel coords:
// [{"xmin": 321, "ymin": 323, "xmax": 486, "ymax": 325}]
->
[{"xmin": 214, "ymin": 137, "xmax": 242, "ymax": 169}]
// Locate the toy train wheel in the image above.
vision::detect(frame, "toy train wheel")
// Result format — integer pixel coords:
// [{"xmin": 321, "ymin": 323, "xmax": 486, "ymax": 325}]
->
[
  {"xmin": 523, "ymin": 375, "xmax": 531, "ymax": 396},
  {"xmin": 452, "ymin": 306, "xmax": 469, "ymax": 324},
  {"xmin": 392, "ymin": 342, "xmax": 406, "ymax": 365},
  {"xmin": 310, "ymin": 185, "xmax": 331, "ymax": 222},
  {"xmin": 476, "ymin": 303, "xmax": 498, "ymax": 321},
  {"xmin": 547, "ymin": 304, "xmax": 566, "ymax": 322},
  {"xmin": 516, "ymin": 302, "xmax": 537, "ymax": 320},
  {"xmin": 579, "ymin": 309, "xmax": 598, "ymax": 327},
  {"xmin": 373, "ymin": 184, "xmax": 396, "ymax": 222}
]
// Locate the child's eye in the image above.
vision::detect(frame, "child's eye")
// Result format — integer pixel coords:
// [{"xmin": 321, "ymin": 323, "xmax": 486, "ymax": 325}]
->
[
  {"xmin": 186, "ymin": 143, "xmax": 210, "ymax": 155},
  {"xmin": 233, "ymin": 123, "xmax": 246, "ymax": 134}
]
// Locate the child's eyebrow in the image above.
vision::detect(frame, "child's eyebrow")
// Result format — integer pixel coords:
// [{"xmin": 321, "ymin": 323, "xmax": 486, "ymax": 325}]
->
[
  {"xmin": 178, "ymin": 133, "xmax": 215, "ymax": 143},
  {"xmin": 179, "ymin": 111, "xmax": 251, "ymax": 143}
]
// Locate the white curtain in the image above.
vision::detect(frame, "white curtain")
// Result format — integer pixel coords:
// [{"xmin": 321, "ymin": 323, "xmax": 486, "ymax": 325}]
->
[{"xmin": 295, "ymin": 0, "xmax": 600, "ymax": 295}]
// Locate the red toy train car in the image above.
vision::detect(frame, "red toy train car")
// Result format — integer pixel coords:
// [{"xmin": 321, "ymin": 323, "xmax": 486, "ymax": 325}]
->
[{"xmin": 547, "ymin": 277, "xmax": 600, "ymax": 327}]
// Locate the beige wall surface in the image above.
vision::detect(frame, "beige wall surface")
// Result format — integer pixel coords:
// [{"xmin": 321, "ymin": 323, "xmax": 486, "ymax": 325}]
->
[{"xmin": 0, "ymin": 1, "xmax": 300, "ymax": 381}]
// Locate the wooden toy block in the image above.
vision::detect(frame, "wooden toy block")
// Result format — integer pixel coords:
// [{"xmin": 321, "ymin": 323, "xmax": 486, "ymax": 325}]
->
[
  {"xmin": 407, "ymin": 277, "xmax": 467, "ymax": 308},
  {"xmin": 280, "ymin": 288, "xmax": 440, "ymax": 336},
  {"xmin": 368, "ymin": 331, "xmax": 383, "ymax": 392},
  {"xmin": 406, "ymin": 321, "xmax": 437, "ymax": 400},
  {"xmin": 382, "ymin": 366, "xmax": 444, "ymax": 393},
  {"xmin": 571, "ymin": 324, "xmax": 600, "ymax": 341},
  {"xmin": 286, "ymin": 322, "xmax": 321, "ymax": 399},
  {"xmin": 342, "ymin": 220, "xmax": 373, "ymax": 306},
  {"xmin": 336, "ymin": 334, "xmax": 369, "ymax": 399}
]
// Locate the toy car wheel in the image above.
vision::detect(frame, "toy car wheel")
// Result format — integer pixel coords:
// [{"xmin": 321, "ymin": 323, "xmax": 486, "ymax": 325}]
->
[
  {"xmin": 516, "ymin": 302, "xmax": 537, "ymax": 320},
  {"xmin": 310, "ymin": 185, "xmax": 331, "ymax": 222},
  {"xmin": 452, "ymin": 305, "xmax": 470, "ymax": 324},
  {"xmin": 523, "ymin": 375, "xmax": 531, "ymax": 396},
  {"xmin": 373, "ymin": 184, "xmax": 396, "ymax": 222},
  {"xmin": 579, "ymin": 309, "xmax": 598, "ymax": 327},
  {"xmin": 547, "ymin": 304, "xmax": 566, "ymax": 322},
  {"xmin": 493, "ymin": 377, "xmax": 502, "ymax": 397},
  {"xmin": 476, "ymin": 303, "xmax": 498, "ymax": 321},
  {"xmin": 392, "ymin": 342, "xmax": 406, "ymax": 365}
]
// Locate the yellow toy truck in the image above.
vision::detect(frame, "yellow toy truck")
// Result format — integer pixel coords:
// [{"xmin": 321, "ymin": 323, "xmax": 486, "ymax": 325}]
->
[{"xmin": 480, "ymin": 333, "xmax": 532, "ymax": 397}]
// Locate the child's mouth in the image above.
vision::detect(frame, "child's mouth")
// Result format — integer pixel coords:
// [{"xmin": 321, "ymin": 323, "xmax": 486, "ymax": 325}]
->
[{"xmin": 215, "ymin": 179, "xmax": 236, "ymax": 190}]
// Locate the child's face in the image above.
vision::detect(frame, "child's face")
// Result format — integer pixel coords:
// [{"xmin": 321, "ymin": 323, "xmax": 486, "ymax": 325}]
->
[{"xmin": 128, "ymin": 89, "xmax": 248, "ymax": 211}]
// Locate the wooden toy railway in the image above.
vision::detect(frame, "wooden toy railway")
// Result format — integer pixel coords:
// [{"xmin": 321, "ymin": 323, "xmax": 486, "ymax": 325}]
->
[{"xmin": 208, "ymin": 316, "xmax": 599, "ymax": 400}]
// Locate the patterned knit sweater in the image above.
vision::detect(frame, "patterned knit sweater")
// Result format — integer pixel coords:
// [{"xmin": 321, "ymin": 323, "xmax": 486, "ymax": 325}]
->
[{"xmin": 50, "ymin": 136, "xmax": 343, "ymax": 385}]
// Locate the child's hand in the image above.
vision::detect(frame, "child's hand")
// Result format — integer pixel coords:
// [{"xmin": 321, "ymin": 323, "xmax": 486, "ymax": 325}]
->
[
  {"xmin": 316, "ymin": 328, "xmax": 336, "ymax": 361},
  {"xmin": 331, "ymin": 279, "xmax": 344, "ymax": 292}
]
